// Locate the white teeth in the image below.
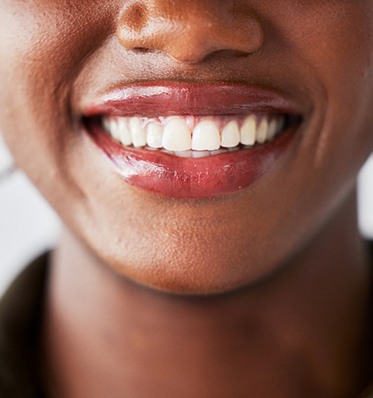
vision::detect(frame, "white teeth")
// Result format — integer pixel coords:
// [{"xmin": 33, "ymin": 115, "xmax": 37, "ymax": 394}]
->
[
  {"xmin": 192, "ymin": 150, "xmax": 210, "ymax": 158},
  {"xmin": 118, "ymin": 118, "xmax": 132, "ymax": 146},
  {"xmin": 146, "ymin": 122, "xmax": 163, "ymax": 148},
  {"xmin": 256, "ymin": 118, "xmax": 269, "ymax": 144},
  {"xmin": 130, "ymin": 117, "xmax": 147, "ymax": 147},
  {"xmin": 240, "ymin": 115, "xmax": 257, "ymax": 146},
  {"xmin": 102, "ymin": 113, "xmax": 289, "ymax": 155},
  {"xmin": 221, "ymin": 121, "xmax": 240, "ymax": 148},
  {"xmin": 175, "ymin": 151, "xmax": 192, "ymax": 158},
  {"xmin": 104, "ymin": 118, "xmax": 121, "ymax": 141},
  {"xmin": 192, "ymin": 120, "xmax": 220, "ymax": 151},
  {"xmin": 266, "ymin": 118, "xmax": 278, "ymax": 141},
  {"xmin": 163, "ymin": 118, "xmax": 192, "ymax": 151},
  {"xmin": 103, "ymin": 118, "xmax": 112, "ymax": 134}
]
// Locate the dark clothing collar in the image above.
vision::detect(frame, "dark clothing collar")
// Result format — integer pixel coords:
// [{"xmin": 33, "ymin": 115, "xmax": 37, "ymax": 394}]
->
[
  {"xmin": 1, "ymin": 251, "xmax": 373, "ymax": 397},
  {"xmin": 0, "ymin": 254, "xmax": 48, "ymax": 397}
]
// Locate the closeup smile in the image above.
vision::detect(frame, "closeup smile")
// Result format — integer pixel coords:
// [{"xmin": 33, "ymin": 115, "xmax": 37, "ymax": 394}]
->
[
  {"xmin": 83, "ymin": 83, "xmax": 304, "ymax": 199},
  {"xmin": 101, "ymin": 113, "xmax": 286, "ymax": 156}
]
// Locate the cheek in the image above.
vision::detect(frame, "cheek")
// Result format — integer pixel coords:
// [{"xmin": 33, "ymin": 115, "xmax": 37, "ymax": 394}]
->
[
  {"xmin": 0, "ymin": 1, "xmax": 112, "ymax": 200},
  {"xmin": 287, "ymin": 2, "xmax": 373, "ymax": 171},
  {"xmin": 320, "ymin": 18, "xmax": 373, "ymax": 176}
]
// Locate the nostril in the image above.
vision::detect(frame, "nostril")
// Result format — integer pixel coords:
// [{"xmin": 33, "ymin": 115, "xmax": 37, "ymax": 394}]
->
[
  {"xmin": 207, "ymin": 49, "xmax": 253, "ymax": 60},
  {"xmin": 116, "ymin": 1, "xmax": 264, "ymax": 63},
  {"xmin": 133, "ymin": 47, "xmax": 152, "ymax": 54},
  {"xmin": 233, "ymin": 50, "xmax": 252, "ymax": 58}
]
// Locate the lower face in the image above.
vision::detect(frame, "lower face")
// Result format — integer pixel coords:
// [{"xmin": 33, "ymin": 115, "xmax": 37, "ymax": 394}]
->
[{"xmin": 1, "ymin": 0, "xmax": 373, "ymax": 294}]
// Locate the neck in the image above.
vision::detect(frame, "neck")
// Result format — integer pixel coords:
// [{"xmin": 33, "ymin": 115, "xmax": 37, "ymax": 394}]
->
[{"xmin": 42, "ymin": 193, "xmax": 372, "ymax": 398}]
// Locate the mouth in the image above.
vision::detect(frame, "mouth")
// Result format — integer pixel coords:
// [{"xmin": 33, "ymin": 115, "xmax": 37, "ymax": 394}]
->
[{"xmin": 82, "ymin": 83, "xmax": 304, "ymax": 199}]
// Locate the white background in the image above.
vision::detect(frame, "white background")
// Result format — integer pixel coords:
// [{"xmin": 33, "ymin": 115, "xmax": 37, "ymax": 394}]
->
[{"xmin": 1, "ymin": 135, "xmax": 373, "ymax": 296}]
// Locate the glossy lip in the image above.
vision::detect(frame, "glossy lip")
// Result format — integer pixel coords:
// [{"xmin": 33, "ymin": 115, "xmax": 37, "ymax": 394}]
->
[
  {"xmin": 84, "ymin": 82, "xmax": 304, "ymax": 117},
  {"xmin": 83, "ymin": 83, "xmax": 304, "ymax": 199}
]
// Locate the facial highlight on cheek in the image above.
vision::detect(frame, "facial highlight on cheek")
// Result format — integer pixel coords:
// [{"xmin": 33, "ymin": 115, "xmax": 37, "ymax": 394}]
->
[
  {"xmin": 0, "ymin": 0, "xmax": 112, "ymax": 197},
  {"xmin": 1, "ymin": 0, "xmax": 373, "ymax": 293}
]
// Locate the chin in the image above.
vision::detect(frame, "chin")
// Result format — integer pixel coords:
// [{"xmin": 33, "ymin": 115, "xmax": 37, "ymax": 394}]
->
[{"xmin": 99, "ymin": 242, "xmax": 281, "ymax": 296}]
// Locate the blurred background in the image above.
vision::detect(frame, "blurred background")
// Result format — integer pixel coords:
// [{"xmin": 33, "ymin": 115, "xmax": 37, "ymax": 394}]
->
[
  {"xmin": 0, "ymin": 136, "xmax": 61, "ymax": 295},
  {"xmin": 1, "ymin": 135, "xmax": 373, "ymax": 296}
]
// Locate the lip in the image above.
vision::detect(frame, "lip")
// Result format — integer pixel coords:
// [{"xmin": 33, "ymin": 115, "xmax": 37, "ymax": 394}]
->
[
  {"xmin": 84, "ymin": 82, "xmax": 303, "ymax": 117},
  {"xmin": 83, "ymin": 83, "xmax": 304, "ymax": 199}
]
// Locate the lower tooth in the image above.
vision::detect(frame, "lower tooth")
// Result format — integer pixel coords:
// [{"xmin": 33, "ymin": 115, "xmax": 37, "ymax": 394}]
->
[
  {"xmin": 192, "ymin": 151, "xmax": 210, "ymax": 158},
  {"xmin": 211, "ymin": 150, "xmax": 225, "ymax": 156},
  {"xmin": 175, "ymin": 151, "xmax": 192, "ymax": 158}
]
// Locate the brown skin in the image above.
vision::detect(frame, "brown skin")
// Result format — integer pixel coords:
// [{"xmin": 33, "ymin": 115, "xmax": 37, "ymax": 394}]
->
[{"xmin": 1, "ymin": 0, "xmax": 373, "ymax": 396}]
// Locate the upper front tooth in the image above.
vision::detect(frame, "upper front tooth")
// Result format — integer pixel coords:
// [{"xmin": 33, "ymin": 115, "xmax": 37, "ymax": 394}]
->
[
  {"xmin": 240, "ymin": 115, "xmax": 257, "ymax": 146},
  {"xmin": 130, "ymin": 117, "xmax": 147, "ymax": 147},
  {"xmin": 221, "ymin": 121, "xmax": 240, "ymax": 148},
  {"xmin": 162, "ymin": 118, "xmax": 192, "ymax": 151},
  {"xmin": 146, "ymin": 122, "xmax": 163, "ymax": 148},
  {"xmin": 192, "ymin": 120, "xmax": 220, "ymax": 151},
  {"xmin": 256, "ymin": 118, "xmax": 269, "ymax": 144}
]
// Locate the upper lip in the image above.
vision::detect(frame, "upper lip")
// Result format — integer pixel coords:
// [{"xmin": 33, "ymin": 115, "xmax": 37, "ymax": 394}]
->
[{"xmin": 82, "ymin": 82, "xmax": 308, "ymax": 119}]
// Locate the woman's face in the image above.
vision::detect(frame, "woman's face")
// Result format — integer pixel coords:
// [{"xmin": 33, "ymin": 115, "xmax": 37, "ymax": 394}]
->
[{"xmin": 1, "ymin": 0, "xmax": 373, "ymax": 294}]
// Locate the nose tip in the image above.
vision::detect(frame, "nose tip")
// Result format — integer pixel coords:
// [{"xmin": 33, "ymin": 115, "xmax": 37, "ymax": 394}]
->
[{"xmin": 116, "ymin": 1, "xmax": 264, "ymax": 64}]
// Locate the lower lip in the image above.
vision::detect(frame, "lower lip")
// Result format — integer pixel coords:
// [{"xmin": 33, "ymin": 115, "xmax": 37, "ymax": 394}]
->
[{"xmin": 87, "ymin": 121, "xmax": 295, "ymax": 199}]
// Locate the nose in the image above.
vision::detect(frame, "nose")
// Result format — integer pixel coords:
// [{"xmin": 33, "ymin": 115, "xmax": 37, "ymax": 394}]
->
[{"xmin": 116, "ymin": 0, "xmax": 264, "ymax": 63}]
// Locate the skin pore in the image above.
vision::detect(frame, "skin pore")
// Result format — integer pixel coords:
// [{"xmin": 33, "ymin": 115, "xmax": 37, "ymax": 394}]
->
[{"xmin": 1, "ymin": 0, "xmax": 373, "ymax": 396}]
